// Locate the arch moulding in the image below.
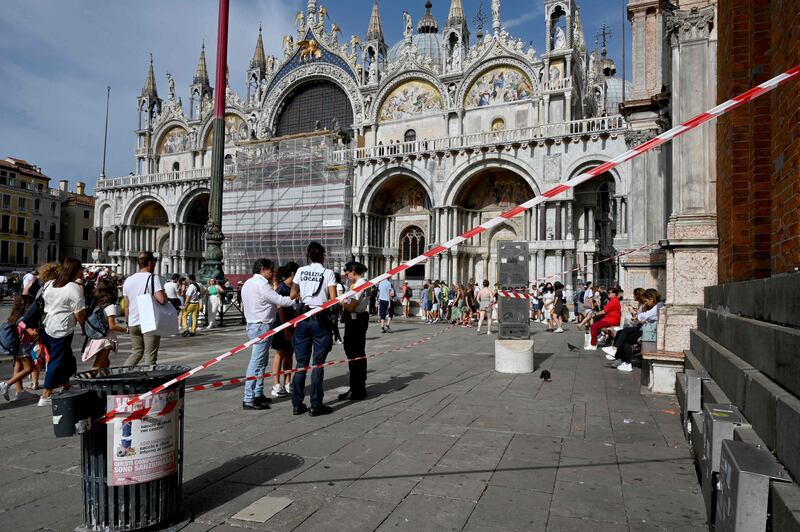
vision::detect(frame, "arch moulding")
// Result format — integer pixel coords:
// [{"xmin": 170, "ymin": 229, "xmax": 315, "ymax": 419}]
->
[
  {"xmin": 356, "ymin": 166, "xmax": 434, "ymax": 214},
  {"xmin": 123, "ymin": 194, "xmax": 171, "ymax": 226},
  {"xmin": 261, "ymin": 63, "xmax": 363, "ymax": 134},
  {"xmin": 176, "ymin": 187, "xmax": 211, "ymax": 224},
  {"xmin": 442, "ymin": 156, "xmax": 544, "ymax": 207},
  {"xmin": 371, "ymin": 70, "xmax": 448, "ymax": 123}
]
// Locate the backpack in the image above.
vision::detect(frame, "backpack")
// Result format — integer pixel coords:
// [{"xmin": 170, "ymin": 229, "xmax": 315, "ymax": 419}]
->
[
  {"xmin": 407, "ymin": 287, "xmax": 413, "ymax": 299},
  {"xmin": 20, "ymin": 280, "xmax": 51, "ymax": 330},
  {"xmin": 84, "ymin": 306, "xmax": 110, "ymax": 340},
  {"xmin": 0, "ymin": 323, "xmax": 19, "ymax": 357}
]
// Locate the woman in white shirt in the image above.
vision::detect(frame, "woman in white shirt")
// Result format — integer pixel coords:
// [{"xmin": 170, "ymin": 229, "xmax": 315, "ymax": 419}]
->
[
  {"xmin": 39, "ymin": 258, "xmax": 87, "ymax": 406},
  {"xmin": 82, "ymin": 279, "xmax": 128, "ymax": 371},
  {"xmin": 339, "ymin": 261, "xmax": 370, "ymax": 401}
]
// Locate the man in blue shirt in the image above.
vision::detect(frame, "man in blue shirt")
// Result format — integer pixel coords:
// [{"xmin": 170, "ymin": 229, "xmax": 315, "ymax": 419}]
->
[{"xmin": 377, "ymin": 276, "xmax": 394, "ymax": 333}]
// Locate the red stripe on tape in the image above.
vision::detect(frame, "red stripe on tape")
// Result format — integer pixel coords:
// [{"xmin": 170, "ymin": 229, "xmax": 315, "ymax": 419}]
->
[
  {"xmin": 500, "ymin": 205, "xmax": 528, "ymax": 219},
  {"xmin": 424, "ymin": 245, "xmax": 448, "ymax": 257},
  {"xmin": 462, "ymin": 226, "xmax": 486, "ymax": 239},
  {"xmin": 542, "ymin": 184, "xmax": 570, "ymax": 198},
  {"xmin": 680, "ymin": 112, "xmax": 714, "ymax": 131}
]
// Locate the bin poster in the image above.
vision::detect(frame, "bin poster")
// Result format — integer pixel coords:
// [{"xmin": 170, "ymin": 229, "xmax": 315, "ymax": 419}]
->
[{"xmin": 106, "ymin": 389, "xmax": 181, "ymax": 486}]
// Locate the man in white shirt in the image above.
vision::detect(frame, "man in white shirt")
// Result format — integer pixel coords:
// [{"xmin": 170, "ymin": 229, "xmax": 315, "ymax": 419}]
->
[
  {"xmin": 164, "ymin": 274, "xmax": 181, "ymax": 310},
  {"xmin": 123, "ymin": 251, "xmax": 168, "ymax": 366},
  {"xmin": 181, "ymin": 274, "xmax": 204, "ymax": 337},
  {"xmin": 290, "ymin": 242, "xmax": 337, "ymax": 416},
  {"xmin": 377, "ymin": 276, "xmax": 394, "ymax": 333},
  {"xmin": 241, "ymin": 258, "xmax": 295, "ymax": 410}
]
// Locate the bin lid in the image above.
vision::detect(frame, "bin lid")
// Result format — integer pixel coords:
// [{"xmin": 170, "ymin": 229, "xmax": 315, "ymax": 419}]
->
[{"xmin": 74, "ymin": 365, "xmax": 190, "ymax": 386}]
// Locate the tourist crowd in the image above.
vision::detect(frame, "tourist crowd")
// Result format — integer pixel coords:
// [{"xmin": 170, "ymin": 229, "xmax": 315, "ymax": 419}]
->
[{"xmin": 0, "ymin": 247, "xmax": 663, "ymax": 415}]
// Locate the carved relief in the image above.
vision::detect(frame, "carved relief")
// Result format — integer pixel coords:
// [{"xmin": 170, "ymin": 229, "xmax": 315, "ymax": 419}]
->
[
  {"xmin": 666, "ymin": 6, "xmax": 714, "ymax": 45},
  {"xmin": 624, "ymin": 128, "xmax": 658, "ymax": 149},
  {"xmin": 544, "ymin": 154, "xmax": 562, "ymax": 183}
]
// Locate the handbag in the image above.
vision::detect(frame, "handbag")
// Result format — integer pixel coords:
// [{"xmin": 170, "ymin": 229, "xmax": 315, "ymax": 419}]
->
[{"xmin": 137, "ymin": 274, "xmax": 179, "ymax": 336}]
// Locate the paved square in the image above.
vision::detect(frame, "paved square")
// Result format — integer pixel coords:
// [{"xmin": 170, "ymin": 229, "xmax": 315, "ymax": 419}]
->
[{"xmin": 0, "ymin": 315, "xmax": 706, "ymax": 531}]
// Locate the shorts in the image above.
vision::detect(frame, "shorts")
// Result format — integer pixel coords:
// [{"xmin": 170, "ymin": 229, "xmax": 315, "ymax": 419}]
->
[
  {"xmin": 169, "ymin": 298, "xmax": 181, "ymax": 311},
  {"xmin": 537, "ymin": 301, "xmax": 544, "ymax": 311},
  {"xmin": 424, "ymin": 301, "xmax": 433, "ymax": 311},
  {"xmin": 432, "ymin": 303, "xmax": 439, "ymax": 312},
  {"xmin": 584, "ymin": 308, "xmax": 594, "ymax": 316},
  {"xmin": 402, "ymin": 298, "xmax": 410, "ymax": 307},
  {"xmin": 379, "ymin": 300, "xmax": 390, "ymax": 320}
]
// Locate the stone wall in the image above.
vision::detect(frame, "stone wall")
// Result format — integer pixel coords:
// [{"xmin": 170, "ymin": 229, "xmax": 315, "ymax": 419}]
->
[{"xmin": 717, "ymin": 0, "xmax": 800, "ymax": 282}]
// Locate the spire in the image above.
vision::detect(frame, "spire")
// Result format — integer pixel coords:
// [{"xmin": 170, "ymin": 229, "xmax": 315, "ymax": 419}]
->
[
  {"xmin": 193, "ymin": 42, "xmax": 210, "ymax": 86},
  {"xmin": 141, "ymin": 54, "xmax": 158, "ymax": 99},
  {"xmin": 250, "ymin": 25, "xmax": 267, "ymax": 70},
  {"xmin": 447, "ymin": 0, "xmax": 465, "ymax": 26},
  {"xmin": 366, "ymin": 1, "xmax": 384, "ymax": 42},
  {"xmin": 417, "ymin": 0, "xmax": 439, "ymax": 34}
]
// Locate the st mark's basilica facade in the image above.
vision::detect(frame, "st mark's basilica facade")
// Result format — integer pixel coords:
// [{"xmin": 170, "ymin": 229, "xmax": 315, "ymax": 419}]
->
[{"xmin": 94, "ymin": 0, "xmax": 646, "ymax": 292}]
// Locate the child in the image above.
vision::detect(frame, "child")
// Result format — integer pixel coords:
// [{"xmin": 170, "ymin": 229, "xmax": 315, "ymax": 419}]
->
[
  {"xmin": 82, "ymin": 279, "xmax": 128, "ymax": 371},
  {"xmin": 0, "ymin": 294, "xmax": 38, "ymax": 401}
]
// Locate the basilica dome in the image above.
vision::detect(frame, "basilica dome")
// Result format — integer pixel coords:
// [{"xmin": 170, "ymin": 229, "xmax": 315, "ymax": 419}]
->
[
  {"xmin": 387, "ymin": 0, "xmax": 444, "ymax": 67},
  {"xmin": 387, "ymin": 33, "xmax": 445, "ymax": 67}
]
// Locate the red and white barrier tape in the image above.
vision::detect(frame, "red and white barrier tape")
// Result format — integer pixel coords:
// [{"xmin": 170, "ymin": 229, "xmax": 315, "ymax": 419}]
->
[
  {"xmin": 98, "ymin": 64, "xmax": 800, "ymax": 424},
  {"xmin": 497, "ymin": 242, "xmax": 658, "ymax": 299},
  {"xmin": 187, "ymin": 322, "xmax": 456, "ymax": 394},
  {"xmin": 113, "ymin": 324, "xmax": 457, "ymax": 422}
]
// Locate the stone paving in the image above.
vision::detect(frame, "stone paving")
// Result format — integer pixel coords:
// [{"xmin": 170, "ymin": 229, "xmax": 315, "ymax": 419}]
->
[{"xmin": 0, "ymin": 312, "xmax": 707, "ymax": 531}]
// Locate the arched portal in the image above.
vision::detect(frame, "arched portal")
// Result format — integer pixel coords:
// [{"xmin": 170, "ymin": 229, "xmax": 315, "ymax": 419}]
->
[
  {"xmin": 452, "ymin": 168, "xmax": 534, "ymax": 284},
  {"xmin": 364, "ymin": 174, "xmax": 432, "ymax": 280},
  {"xmin": 573, "ymin": 173, "xmax": 617, "ymax": 285},
  {"xmin": 132, "ymin": 201, "xmax": 170, "ymax": 275},
  {"xmin": 179, "ymin": 193, "xmax": 209, "ymax": 276}
]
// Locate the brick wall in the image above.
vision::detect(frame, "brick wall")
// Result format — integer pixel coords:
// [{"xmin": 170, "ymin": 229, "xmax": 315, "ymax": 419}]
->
[{"xmin": 717, "ymin": 0, "xmax": 800, "ymax": 282}]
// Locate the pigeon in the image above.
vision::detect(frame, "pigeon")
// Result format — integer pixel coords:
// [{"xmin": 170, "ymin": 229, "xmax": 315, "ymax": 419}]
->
[
  {"xmin": 567, "ymin": 343, "xmax": 579, "ymax": 352},
  {"xmin": 540, "ymin": 370, "xmax": 551, "ymax": 382}
]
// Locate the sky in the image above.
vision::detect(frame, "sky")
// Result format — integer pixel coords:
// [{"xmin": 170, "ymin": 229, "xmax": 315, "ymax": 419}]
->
[{"xmin": 0, "ymin": 0, "xmax": 630, "ymax": 193}]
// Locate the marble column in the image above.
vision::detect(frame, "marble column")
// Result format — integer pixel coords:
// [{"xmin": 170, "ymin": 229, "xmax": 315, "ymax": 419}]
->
[
  {"xmin": 555, "ymin": 202, "xmax": 562, "ymax": 240},
  {"xmin": 661, "ymin": 4, "xmax": 718, "ymax": 351},
  {"xmin": 536, "ymin": 250, "xmax": 545, "ymax": 282},
  {"xmin": 565, "ymin": 201, "xmax": 574, "ymax": 240}
]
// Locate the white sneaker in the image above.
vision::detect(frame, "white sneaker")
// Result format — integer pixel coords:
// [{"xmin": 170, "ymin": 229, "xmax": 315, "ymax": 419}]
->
[
  {"xmin": 37, "ymin": 397, "xmax": 52, "ymax": 407},
  {"xmin": 554, "ymin": 328, "xmax": 564, "ymax": 333},
  {"xmin": 584, "ymin": 344, "xmax": 597, "ymax": 351},
  {"xmin": 617, "ymin": 362, "xmax": 633, "ymax": 372},
  {"xmin": 602, "ymin": 346, "xmax": 617, "ymax": 357},
  {"xmin": 605, "ymin": 353, "xmax": 617, "ymax": 361},
  {"xmin": 13, "ymin": 390, "xmax": 36, "ymax": 402},
  {"xmin": 0, "ymin": 382, "xmax": 9, "ymax": 402},
  {"xmin": 285, "ymin": 383, "xmax": 292, "ymax": 394},
  {"xmin": 271, "ymin": 384, "xmax": 287, "ymax": 397}
]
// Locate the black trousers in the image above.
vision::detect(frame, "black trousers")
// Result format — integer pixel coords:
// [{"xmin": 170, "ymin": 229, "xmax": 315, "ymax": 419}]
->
[
  {"xmin": 614, "ymin": 325, "xmax": 643, "ymax": 363},
  {"xmin": 343, "ymin": 312, "xmax": 369, "ymax": 395}
]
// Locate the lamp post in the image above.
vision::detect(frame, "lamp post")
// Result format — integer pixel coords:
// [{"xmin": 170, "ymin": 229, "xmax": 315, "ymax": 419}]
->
[{"xmin": 200, "ymin": 0, "xmax": 229, "ymax": 283}]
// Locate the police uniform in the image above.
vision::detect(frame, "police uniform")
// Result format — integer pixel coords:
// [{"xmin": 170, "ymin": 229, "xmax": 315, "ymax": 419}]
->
[
  {"xmin": 291, "ymin": 262, "xmax": 336, "ymax": 410},
  {"xmin": 341, "ymin": 277, "xmax": 370, "ymax": 399}
]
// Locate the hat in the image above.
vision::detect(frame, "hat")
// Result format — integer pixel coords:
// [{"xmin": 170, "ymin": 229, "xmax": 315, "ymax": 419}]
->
[{"xmin": 403, "ymin": 280, "xmax": 408, "ymax": 284}]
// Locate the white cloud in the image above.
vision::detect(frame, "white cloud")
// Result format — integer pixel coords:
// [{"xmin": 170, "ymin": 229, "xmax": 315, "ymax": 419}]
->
[{"xmin": 502, "ymin": 5, "xmax": 544, "ymax": 29}]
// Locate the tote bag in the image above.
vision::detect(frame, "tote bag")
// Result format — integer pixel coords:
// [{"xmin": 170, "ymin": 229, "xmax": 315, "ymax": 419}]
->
[{"xmin": 137, "ymin": 274, "xmax": 179, "ymax": 336}]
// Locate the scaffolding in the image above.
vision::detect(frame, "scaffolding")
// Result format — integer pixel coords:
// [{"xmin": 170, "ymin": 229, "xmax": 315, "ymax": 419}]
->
[{"xmin": 223, "ymin": 133, "xmax": 353, "ymax": 275}]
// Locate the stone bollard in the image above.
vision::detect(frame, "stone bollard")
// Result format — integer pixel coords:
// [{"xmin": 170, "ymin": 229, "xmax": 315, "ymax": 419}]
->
[{"xmin": 494, "ymin": 339, "xmax": 535, "ymax": 373}]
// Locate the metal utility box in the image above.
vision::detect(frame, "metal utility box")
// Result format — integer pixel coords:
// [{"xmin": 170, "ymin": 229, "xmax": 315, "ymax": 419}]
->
[
  {"xmin": 685, "ymin": 369, "xmax": 710, "ymax": 414},
  {"xmin": 716, "ymin": 440, "xmax": 787, "ymax": 532},
  {"xmin": 497, "ymin": 241, "xmax": 530, "ymax": 340},
  {"xmin": 702, "ymin": 404, "xmax": 750, "ymax": 525}
]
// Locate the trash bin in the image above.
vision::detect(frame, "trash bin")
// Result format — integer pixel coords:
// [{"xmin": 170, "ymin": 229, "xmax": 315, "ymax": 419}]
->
[{"xmin": 73, "ymin": 365, "xmax": 191, "ymax": 531}]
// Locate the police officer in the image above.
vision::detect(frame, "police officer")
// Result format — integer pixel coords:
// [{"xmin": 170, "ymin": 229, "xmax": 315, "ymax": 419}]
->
[
  {"xmin": 338, "ymin": 261, "xmax": 370, "ymax": 401},
  {"xmin": 290, "ymin": 242, "xmax": 337, "ymax": 416}
]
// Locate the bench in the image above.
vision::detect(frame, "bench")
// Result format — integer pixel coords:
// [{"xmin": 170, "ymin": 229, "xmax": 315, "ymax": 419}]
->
[{"xmin": 640, "ymin": 317, "xmax": 685, "ymax": 394}]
